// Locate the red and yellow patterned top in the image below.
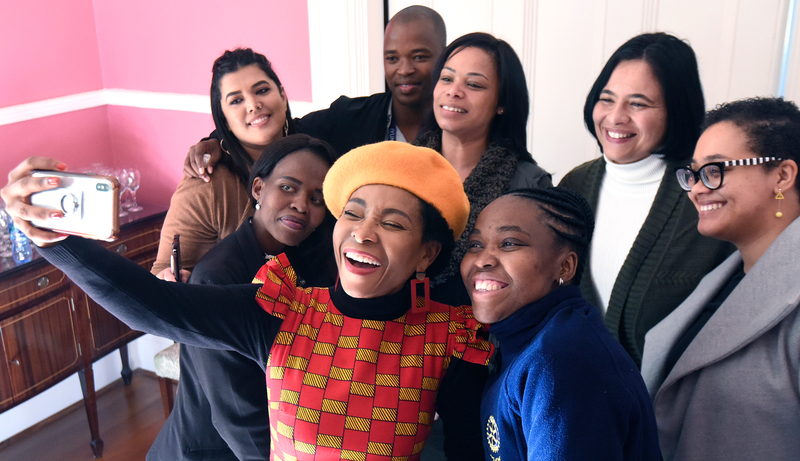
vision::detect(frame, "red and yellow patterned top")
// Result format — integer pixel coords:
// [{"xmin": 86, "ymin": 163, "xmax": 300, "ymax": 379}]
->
[{"xmin": 254, "ymin": 254, "xmax": 493, "ymax": 461}]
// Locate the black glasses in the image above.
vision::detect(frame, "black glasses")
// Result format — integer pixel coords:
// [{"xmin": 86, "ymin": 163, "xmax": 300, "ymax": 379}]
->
[{"xmin": 675, "ymin": 157, "xmax": 782, "ymax": 191}]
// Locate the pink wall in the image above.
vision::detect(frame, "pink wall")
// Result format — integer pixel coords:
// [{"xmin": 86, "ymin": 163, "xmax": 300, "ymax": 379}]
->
[
  {"xmin": 93, "ymin": 0, "xmax": 312, "ymax": 101},
  {"xmin": 2, "ymin": 0, "xmax": 313, "ymax": 207},
  {"xmin": 0, "ymin": 107, "xmax": 113, "ymax": 182},
  {"xmin": 0, "ymin": 0, "xmax": 103, "ymax": 107},
  {"xmin": 106, "ymin": 106, "xmax": 215, "ymax": 206}
]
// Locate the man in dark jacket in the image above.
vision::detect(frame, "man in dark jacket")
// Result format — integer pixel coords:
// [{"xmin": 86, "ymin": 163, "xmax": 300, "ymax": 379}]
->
[{"xmin": 296, "ymin": 5, "xmax": 446, "ymax": 152}]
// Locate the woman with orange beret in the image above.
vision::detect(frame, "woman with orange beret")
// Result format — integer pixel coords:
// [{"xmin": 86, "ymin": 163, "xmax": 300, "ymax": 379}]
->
[{"xmin": 2, "ymin": 141, "xmax": 493, "ymax": 461}]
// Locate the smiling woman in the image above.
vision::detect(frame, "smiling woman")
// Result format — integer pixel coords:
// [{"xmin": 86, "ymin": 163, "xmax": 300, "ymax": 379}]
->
[
  {"xmin": 642, "ymin": 97, "xmax": 800, "ymax": 461},
  {"xmin": 1, "ymin": 141, "xmax": 493, "ymax": 461},
  {"xmin": 333, "ymin": 185, "xmax": 441, "ymax": 299},
  {"xmin": 152, "ymin": 48, "xmax": 296, "ymax": 279},
  {"xmin": 414, "ymin": 32, "xmax": 552, "ymax": 307},
  {"xmin": 460, "ymin": 187, "xmax": 660, "ymax": 460},
  {"xmin": 559, "ymin": 33, "xmax": 734, "ymax": 367}
]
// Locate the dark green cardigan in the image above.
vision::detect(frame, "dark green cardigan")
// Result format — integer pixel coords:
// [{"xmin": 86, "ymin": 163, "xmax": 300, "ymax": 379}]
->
[{"xmin": 559, "ymin": 157, "xmax": 735, "ymax": 368}]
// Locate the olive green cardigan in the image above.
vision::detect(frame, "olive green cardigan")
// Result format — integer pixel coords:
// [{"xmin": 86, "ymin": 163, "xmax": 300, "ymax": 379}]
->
[{"xmin": 559, "ymin": 157, "xmax": 734, "ymax": 367}]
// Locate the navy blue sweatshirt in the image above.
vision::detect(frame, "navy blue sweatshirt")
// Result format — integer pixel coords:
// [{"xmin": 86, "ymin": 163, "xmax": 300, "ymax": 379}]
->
[{"xmin": 481, "ymin": 286, "xmax": 660, "ymax": 460}]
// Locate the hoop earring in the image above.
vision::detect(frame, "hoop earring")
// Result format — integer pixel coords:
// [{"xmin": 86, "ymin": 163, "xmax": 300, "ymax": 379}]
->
[
  {"xmin": 410, "ymin": 271, "xmax": 430, "ymax": 313},
  {"xmin": 776, "ymin": 188, "xmax": 785, "ymax": 218},
  {"xmin": 220, "ymin": 139, "xmax": 231, "ymax": 156},
  {"xmin": 283, "ymin": 119, "xmax": 289, "ymax": 137}
]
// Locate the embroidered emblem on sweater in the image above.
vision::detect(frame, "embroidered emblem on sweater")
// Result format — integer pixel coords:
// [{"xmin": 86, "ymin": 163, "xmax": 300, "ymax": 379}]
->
[{"xmin": 487, "ymin": 415, "xmax": 500, "ymax": 454}]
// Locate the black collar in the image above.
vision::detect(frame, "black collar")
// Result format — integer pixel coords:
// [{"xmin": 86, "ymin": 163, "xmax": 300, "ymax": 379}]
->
[{"xmin": 329, "ymin": 279, "xmax": 413, "ymax": 321}]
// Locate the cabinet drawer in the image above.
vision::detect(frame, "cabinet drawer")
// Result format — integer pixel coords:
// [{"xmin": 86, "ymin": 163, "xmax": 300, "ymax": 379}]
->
[
  {"xmin": 102, "ymin": 226, "xmax": 161, "ymax": 265},
  {"xmin": 0, "ymin": 264, "xmax": 69, "ymax": 316}
]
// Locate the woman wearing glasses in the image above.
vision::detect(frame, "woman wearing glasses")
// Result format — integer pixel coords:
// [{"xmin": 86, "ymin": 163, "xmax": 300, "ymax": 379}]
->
[
  {"xmin": 642, "ymin": 97, "xmax": 800, "ymax": 461},
  {"xmin": 559, "ymin": 33, "xmax": 734, "ymax": 367}
]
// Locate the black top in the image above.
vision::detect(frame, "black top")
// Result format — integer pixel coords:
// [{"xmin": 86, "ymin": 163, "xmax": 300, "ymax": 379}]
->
[
  {"xmin": 294, "ymin": 92, "xmax": 391, "ymax": 157},
  {"xmin": 206, "ymin": 92, "xmax": 392, "ymax": 158},
  {"xmin": 663, "ymin": 263, "xmax": 746, "ymax": 376},
  {"xmin": 39, "ymin": 236, "xmax": 487, "ymax": 460},
  {"xmin": 147, "ymin": 219, "xmax": 270, "ymax": 460}
]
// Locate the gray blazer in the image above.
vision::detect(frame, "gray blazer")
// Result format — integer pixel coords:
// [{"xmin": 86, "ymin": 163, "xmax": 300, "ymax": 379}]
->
[{"xmin": 641, "ymin": 217, "xmax": 800, "ymax": 461}]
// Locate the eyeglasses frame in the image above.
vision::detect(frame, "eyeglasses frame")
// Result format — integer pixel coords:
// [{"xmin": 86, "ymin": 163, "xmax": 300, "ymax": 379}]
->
[{"xmin": 675, "ymin": 156, "xmax": 783, "ymax": 191}]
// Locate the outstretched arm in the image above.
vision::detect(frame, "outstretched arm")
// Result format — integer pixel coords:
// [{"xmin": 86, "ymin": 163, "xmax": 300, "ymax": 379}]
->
[{"xmin": 39, "ymin": 236, "xmax": 278, "ymax": 366}]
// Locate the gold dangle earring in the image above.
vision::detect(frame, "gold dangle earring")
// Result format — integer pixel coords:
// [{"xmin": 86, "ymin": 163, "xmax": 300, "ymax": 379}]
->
[{"xmin": 776, "ymin": 188, "xmax": 785, "ymax": 218}]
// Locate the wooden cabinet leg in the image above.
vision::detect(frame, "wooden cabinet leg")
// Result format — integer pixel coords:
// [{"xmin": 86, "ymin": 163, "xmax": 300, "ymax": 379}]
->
[
  {"xmin": 78, "ymin": 368, "xmax": 104, "ymax": 458},
  {"xmin": 119, "ymin": 344, "xmax": 133, "ymax": 386}
]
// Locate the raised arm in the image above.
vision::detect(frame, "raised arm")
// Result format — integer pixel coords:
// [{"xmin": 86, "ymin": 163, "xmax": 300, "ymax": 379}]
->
[
  {"xmin": 40, "ymin": 236, "xmax": 278, "ymax": 365},
  {"xmin": 2, "ymin": 157, "xmax": 275, "ymax": 363}
]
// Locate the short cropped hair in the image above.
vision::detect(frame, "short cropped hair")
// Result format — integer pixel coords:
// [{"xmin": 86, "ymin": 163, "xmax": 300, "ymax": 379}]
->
[
  {"xmin": 702, "ymin": 97, "xmax": 800, "ymax": 195},
  {"xmin": 390, "ymin": 5, "xmax": 446, "ymax": 48}
]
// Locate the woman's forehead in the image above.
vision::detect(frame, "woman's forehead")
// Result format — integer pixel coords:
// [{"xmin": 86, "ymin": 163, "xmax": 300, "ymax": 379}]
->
[{"xmin": 476, "ymin": 196, "xmax": 542, "ymax": 230}]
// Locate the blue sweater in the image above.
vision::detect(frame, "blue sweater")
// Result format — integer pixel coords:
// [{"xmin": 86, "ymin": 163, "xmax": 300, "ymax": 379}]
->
[{"xmin": 481, "ymin": 286, "xmax": 660, "ymax": 460}]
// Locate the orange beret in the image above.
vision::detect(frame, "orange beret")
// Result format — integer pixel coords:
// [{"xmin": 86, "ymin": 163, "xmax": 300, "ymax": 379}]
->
[{"xmin": 323, "ymin": 141, "xmax": 469, "ymax": 239}]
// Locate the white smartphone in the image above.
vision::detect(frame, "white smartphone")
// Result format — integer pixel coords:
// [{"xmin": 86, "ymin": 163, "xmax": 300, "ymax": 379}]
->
[{"xmin": 30, "ymin": 170, "xmax": 120, "ymax": 241}]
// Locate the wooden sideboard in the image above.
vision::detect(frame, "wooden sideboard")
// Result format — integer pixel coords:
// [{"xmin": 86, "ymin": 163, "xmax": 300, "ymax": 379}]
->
[{"xmin": 0, "ymin": 207, "xmax": 166, "ymax": 457}]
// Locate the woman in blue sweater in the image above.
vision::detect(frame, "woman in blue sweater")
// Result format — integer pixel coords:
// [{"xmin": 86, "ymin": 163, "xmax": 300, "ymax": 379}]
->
[{"xmin": 461, "ymin": 187, "xmax": 660, "ymax": 460}]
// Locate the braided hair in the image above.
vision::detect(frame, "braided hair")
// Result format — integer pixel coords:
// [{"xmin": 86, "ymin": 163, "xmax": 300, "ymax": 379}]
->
[{"xmin": 504, "ymin": 187, "xmax": 595, "ymax": 284}]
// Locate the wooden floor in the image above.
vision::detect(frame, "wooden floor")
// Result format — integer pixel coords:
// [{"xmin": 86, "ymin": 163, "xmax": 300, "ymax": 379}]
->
[{"xmin": 0, "ymin": 370, "xmax": 167, "ymax": 461}]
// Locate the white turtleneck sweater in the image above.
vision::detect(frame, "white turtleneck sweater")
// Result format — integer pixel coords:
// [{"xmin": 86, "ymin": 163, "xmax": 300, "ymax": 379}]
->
[{"xmin": 590, "ymin": 154, "xmax": 666, "ymax": 314}]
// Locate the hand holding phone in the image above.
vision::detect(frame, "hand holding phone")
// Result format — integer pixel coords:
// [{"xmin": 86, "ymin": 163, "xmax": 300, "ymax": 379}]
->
[
  {"xmin": 29, "ymin": 170, "xmax": 119, "ymax": 241},
  {"xmin": 170, "ymin": 235, "xmax": 182, "ymax": 283}
]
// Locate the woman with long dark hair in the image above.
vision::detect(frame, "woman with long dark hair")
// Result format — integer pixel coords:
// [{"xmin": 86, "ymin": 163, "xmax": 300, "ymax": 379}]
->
[
  {"xmin": 559, "ymin": 33, "xmax": 734, "ymax": 366},
  {"xmin": 152, "ymin": 48, "xmax": 295, "ymax": 279},
  {"xmin": 414, "ymin": 32, "xmax": 552, "ymax": 306}
]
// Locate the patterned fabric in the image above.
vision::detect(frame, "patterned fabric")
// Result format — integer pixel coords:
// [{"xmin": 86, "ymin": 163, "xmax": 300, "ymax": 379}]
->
[{"xmin": 254, "ymin": 254, "xmax": 493, "ymax": 460}]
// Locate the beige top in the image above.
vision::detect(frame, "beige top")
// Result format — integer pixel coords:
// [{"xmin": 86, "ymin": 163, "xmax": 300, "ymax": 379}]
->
[{"xmin": 151, "ymin": 164, "xmax": 252, "ymax": 275}]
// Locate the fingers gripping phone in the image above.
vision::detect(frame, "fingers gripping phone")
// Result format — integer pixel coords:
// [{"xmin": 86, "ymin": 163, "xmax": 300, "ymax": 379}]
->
[
  {"xmin": 170, "ymin": 235, "xmax": 182, "ymax": 282},
  {"xmin": 29, "ymin": 170, "xmax": 120, "ymax": 241}
]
